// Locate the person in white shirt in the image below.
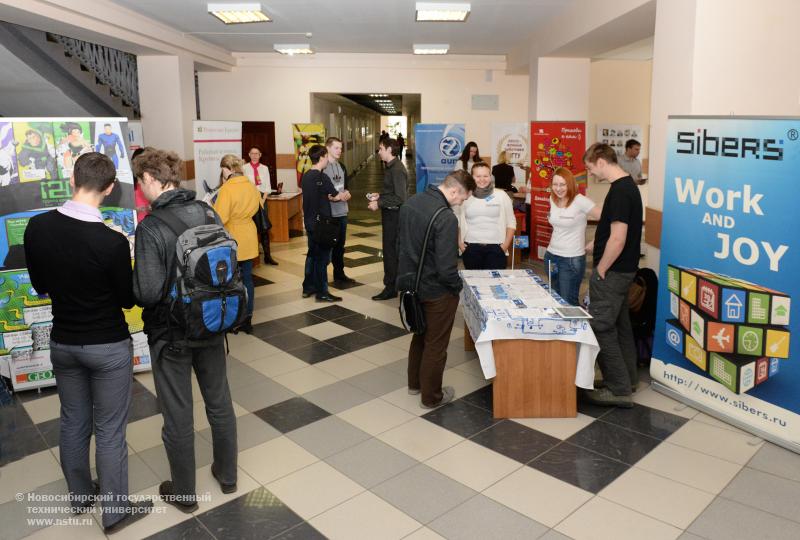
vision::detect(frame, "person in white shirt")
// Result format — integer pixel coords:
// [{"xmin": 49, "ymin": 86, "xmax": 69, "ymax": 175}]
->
[
  {"xmin": 457, "ymin": 162, "xmax": 516, "ymax": 269},
  {"xmin": 243, "ymin": 146, "xmax": 278, "ymax": 265},
  {"xmin": 543, "ymin": 167, "xmax": 601, "ymax": 305},
  {"xmin": 453, "ymin": 141, "xmax": 481, "ymax": 172}
]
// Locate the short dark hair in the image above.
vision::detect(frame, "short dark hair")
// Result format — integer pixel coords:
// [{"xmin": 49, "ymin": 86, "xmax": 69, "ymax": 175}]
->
[
  {"xmin": 443, "ymin": 169, "xmax": 476, "ymax": 193},
  {"xmin": 104, "ymin": 123, "xmax": 112, "ymax": 128},
  {"xmin": 325, "ymin": 137, "xmax": 342, "ymax": 147},
  {"xmin": 308, "ymin": 144, "xmax": 327, "ymax": 164},
  {"xmin": 132, "ymin": 147, "xmax": 182, "ymax": 188},
  {"xmin": 380, "ymin": 138, "xmax": 400, "ymax": 157},
  {"xmin": 625, "ymin": 139, "xmax": 641, "ymax": 150},
  {"xmin": 583, "ymin": 143, "xmax": 618, "ymax": 165},
  {"xmin": 73, "ymin": 152, "xmax": 117, "ymax": 193}
]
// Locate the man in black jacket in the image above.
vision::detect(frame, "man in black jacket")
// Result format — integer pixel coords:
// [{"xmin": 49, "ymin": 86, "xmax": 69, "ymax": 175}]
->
[
  {"xmin": 370, "ymin": 138, "xmax": 408, "ymax": 300},
  {"xmin": 132, "ymin": 147, "xmax": 238, "ymax": 513},
  {"xmin": 397, "ymin": 171, "xmax": 475, "ymax": 408}
]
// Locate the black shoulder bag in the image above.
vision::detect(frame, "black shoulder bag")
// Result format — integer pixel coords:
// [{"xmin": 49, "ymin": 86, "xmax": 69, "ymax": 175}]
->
[{"xmin": 399, "ymin": 206, "xmax": 447, "ymax": 335}]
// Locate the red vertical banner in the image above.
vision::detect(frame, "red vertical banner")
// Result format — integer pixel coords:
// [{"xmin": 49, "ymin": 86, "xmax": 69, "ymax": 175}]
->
[{"xmin": 529, "ymin": 121, "xmax": 586, "ymax": 260}]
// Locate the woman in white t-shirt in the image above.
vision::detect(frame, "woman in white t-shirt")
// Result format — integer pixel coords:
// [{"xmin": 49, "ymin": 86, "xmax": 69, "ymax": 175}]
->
[
  {"xmin": 543, "ymin": 167, "xmax": 601, "ymax": 305},
  {"xmin": 458, "ymin": 162, "xmax": 517, "ymax": 269}
]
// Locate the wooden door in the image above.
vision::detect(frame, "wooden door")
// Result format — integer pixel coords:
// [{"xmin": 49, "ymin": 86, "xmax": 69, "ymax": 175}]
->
[{"xmin": 242, "ymin": 121, "xmax": 277, "ymax": 190}]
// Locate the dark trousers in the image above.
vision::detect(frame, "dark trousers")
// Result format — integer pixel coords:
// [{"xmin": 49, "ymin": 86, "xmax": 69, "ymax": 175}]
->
[
  {"xmin": 382, "ymin": 208, "xmax": 400, "ymax": 291},
  {"xmin": 150, "ymin": 338, "xmax": 237, "ymax": 502},
  {"xmin": 302, "ymin": 235, "xmax": 332, "ymax": 297},
  {"xmin": 331, "ymin": 216, "xmax": 349, "ymax": 279},
  {"xmin": 462, "ymin": 243, "xmax": 507, "ymax": 270},
  {"xmin": 408, "ymin": 293, "xmax": 459, "ymax": 406},
  {"xmin": 50, "ymin": 338, "xmax": 133, "ymax": 528},
  {"xmin": 239, "ymin": 259, "xmax": 254, "ymax": 317},
  {"xmin": 588, "ymin": 269, "xmax": 638, "ymax": 395}
]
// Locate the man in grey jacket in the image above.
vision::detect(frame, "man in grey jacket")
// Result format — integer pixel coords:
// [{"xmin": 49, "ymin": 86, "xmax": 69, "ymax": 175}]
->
[
  {"xmin": 397, "ymin": 171, "xmax": 475, "ymax": 408},
  {"xmin": 369, "ymin": 138, "xmax": 407, "ymax": 300},
  {"xmin": 132, "ymin": 147, "xmax": 238, "ymax": 513}
]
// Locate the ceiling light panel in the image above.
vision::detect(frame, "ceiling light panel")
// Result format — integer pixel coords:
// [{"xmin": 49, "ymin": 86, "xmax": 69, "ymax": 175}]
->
[
  {"xmin": 413, "ymin": 44, "xmax": 449, "ymax": 55},
  {"xmin": 208, "ymin": 3, "xmax": 271, "ymax": 24},
  {"xmin": 273, "ymin": 44, "xmax": 314, "ymax": 55},
  {"xmin": 415, "ymin": 2, "xmax": 470, "ymax": 22}
]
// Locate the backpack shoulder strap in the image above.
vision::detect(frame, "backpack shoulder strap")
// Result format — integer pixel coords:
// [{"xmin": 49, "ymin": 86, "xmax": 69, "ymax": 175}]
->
[{"xmin": 149, "ymin": 208, "xmax": 190, "ymax": 238}]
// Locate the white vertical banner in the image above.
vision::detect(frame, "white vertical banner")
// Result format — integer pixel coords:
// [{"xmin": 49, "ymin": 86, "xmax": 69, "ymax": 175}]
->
[
  {"xmin": 192, "ymin": 121, "xmax": 242, "ymax": 200},
  {"xmin": 491, "ymin": 123, "xmax": 529, "ymax": 186},
  {"xmin": 126, "ymin": 120, "xmax": 145, "ymax": 154}
]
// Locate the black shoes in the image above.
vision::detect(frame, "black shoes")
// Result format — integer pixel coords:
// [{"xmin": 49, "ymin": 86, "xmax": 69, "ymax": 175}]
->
[
  {"xmin": 333, "ymin": 275, "xmax": 356, "ymax": 284},
  {"xmin": 316, "ymin": 293, "xmax": 342, "ymax": 302},
  {"xmin": 73, "ymin": 481, "xmax": 100, "ymax": 514},
  {"xmin": 302, "ymin": 290, "xmax": 315, "ymax": 298},
  {"xmin": 232, "ymin": 318, "xmax": 253, "ymax": 335},
  {"xmin": 372, "ymin": 289, "xmax": 398, "ymax": 301},
  {"xmin": 265, "ymin": 256, "xmax": 279, "ymax": 265},
  {"xmin": 583, "ymin": 387, "xmax": 634, "ymax": 408},
  {"xmin": 211, "ymin": 463, "xmax": 237, "ymax": 494},
  {"xmin": 158, "ymin": 481, "xmax": 198, "ymax": 513},
  {"xmin": 103, "ymin": 500, "xmax": 154, "ymax": 534}
]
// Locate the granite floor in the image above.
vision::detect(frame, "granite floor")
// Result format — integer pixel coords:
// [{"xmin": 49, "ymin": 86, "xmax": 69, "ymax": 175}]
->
[{"xmin": 2, "ymin": 155, "xmax": 800, "ymax": 539}]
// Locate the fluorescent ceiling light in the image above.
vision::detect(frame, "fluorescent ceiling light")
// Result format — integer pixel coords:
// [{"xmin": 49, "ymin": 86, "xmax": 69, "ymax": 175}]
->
[
  {"xmin": 273, "ymin": 43, "xmax": 314, "ymax": 55},
  {"xmin": 416, "ymin": 2, "xmax": 470, "ymax": 22},
  {"xmin": 208, "ymin": 3, "xmax": 271, "ymax": 24},
  {"xmin": 413, "ymin": 44, "xmax": 449, "ymax": 55}
]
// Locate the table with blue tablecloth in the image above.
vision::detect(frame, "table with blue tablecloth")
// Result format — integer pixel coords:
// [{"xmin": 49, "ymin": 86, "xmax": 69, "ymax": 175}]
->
[{"xmin": 460, "ymin": 269, "xmax": 599, "ymax": 417}]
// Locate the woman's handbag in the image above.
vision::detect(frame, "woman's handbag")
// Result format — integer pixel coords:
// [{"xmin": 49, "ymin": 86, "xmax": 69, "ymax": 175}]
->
[
  {"xmin": 399, "ymin": 207, "xmax": 447, "ymax": 334},
  {"xmin": 312, "ymin": 215, "xmax": 340, "ymax": 248},
  {"xmin": 252, "ymin": 202, "xmax": 272, "ymax": 232}
]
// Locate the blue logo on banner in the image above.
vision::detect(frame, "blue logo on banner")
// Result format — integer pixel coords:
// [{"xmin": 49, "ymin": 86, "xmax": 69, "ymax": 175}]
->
[
  {"xmin": 721, "ymin": 288, "xmax": 746, "ymax": 323},
  {"xmin": 513, "ymin": 236, "xmax": 529, "ymax": 248},
  {"xmin": 439, "ymin": 136, "xmax": 462, "ymax": 158},
  {"xmin": 415, "ymin": 124, "xmax": 465, "ymax": 193}
]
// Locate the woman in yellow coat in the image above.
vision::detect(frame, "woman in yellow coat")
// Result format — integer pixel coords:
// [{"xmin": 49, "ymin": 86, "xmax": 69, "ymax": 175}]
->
[{"xmin": 214, "ymin": 154, "xmax": 262, "ymax": 333}]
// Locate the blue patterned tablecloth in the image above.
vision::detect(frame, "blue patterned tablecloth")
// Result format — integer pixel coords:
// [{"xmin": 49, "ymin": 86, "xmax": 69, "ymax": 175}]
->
[{"xmin": 459, "ymin": 269, "xmax": 598, "ymax": 389}]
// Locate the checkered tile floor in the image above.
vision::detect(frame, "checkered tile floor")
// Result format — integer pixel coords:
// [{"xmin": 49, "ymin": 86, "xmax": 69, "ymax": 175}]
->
[{"xmin": 2, "ymin": 156, "xmax": 799, "ymax": 539}]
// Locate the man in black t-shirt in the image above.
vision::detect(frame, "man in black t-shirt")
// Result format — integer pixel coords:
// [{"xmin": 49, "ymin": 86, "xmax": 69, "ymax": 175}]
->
[{"xmin": 584, "ymin": 143, "xmax": 643, "ymax": 408}]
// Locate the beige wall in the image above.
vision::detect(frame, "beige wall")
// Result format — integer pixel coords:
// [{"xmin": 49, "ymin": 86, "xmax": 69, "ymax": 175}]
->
[
  {"xmin": 197, "ymin": 53, "xmax": 529, "ymax": 185},
  {"xmin": 586, "ymin": 59, "xmax": 653, "ymax": 206}
]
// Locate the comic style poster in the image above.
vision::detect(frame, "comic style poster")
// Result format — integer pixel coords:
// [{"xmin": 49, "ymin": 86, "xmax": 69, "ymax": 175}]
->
[
  {"xmin": 653, "ymin": 116, "xmax": 800, "ymax": 450},
  {"xmin": 0, "ymin": 118, "xmax": 149, "ymax": 391},
  {"xmin": 292, "ymin": 123, "xmax": 325, "ymax": 186},
  {"xmin": 529, "ymin": 121, "xmax": 586, "ymax": 260}
]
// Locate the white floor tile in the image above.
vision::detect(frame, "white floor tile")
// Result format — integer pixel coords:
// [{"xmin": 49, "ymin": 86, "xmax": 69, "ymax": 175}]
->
[
  {"xmin": 125, "ymin": 414, "xmax": 165, "ymax": 453},
  {"xmin": 337, "ymin": 398, "xmax": 416, "ymax": 436},
  {"xmin": 511, "ymin": 414, "xmax": 595, "ymax": 440},
  {"xmin": 556, "ymin": 496, "xmax": 681, "ymax": 540},
  {"xmin": 21, "ymin": 394, "xmax": 62, "ymax": 424},
  {"xmin": 266, "ymin": 461, "xmax": 364, "ymax": 519},
  {"xmin": 0, "ymin": 450, "xmax": 64, "ymax": 504},
  {"xmin": 272, "ymin": 366, "xmax": 338, "ymax": 395},
  {"xmin": 667, "ymin": 419, "xmax": 763, "ymax": 465},
  {"xmin": 248, "ymin": 352, "xmax": 309, "ymax": 378},
  {"xmin": 317, "ymin": 353, "xmax": 379, "ymax": 380},
  {"xmin": 193, "ymin": 464, "xmax": 260, "ymax": 513},
  {"xmin": 310, "ymin": 491, "xmax": 421, "ymax": 540},
  {"xmin": 425, "ymin": 440, "xmax": 521, "ymax": 491},
  {"xmin": 377, "ymin": 417, "xmax": 464, "ymax": 461},
  {"xmin": 237, "ymin": 436, "xmax": 319, "ymax": 484},
  {"xmin": 635, "ymin": 442, "xmax": 743, "ymax": 494}
]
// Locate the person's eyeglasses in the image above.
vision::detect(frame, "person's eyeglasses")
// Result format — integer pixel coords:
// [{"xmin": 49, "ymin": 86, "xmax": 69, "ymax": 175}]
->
[{"xmin": 249, "ymin": 152, "xmax": 261, "ymax": 156}]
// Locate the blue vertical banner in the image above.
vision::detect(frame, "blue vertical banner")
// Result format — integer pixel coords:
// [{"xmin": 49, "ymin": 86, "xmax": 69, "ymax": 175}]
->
[
  {"xmin": 414, "ymin": 124, "xmax": 465, "ymax": 193},
  {"xmin": 653, "ymin": 116, "xmax": 800, "ymax": 450}
]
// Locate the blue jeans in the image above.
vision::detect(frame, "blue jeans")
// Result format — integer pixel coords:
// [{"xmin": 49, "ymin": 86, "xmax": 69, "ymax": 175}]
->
[
  {"xmin": 239, "ymin": 260, "xmax": 254, "ymax": 316},
  {"xmin": 302, "ymin": 235, "xmax": 332, "ymax": 297},
  {"xmin": 543, "ymin": 251, "xmax": 586, "ymax": 305}
]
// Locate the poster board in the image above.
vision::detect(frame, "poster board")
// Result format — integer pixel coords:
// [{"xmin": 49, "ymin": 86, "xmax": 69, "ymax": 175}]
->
[
  {"xmin": 292, "ymin": 123, "xmax": 325, "ymax": 187},
  {"xmin": 192, "ymin": 121, "xmax": 242, "ymax": 201},
  {"xmin": 595, "ymin": 123, "xmax": 645, "ymax": 156},
  {"xmin": 652, "ymin": 116, "xmax": 800, "ymax": 451},
  {"xmin": 491, "ymin": 123, "xmax": 529, "ymax": 188},
  {"xmin": 529, "ymin": 121, "xmax": 586, "ymax": 260},
  {"xmin": 414, "ymin": 124, "xmax": 465, "ymax": 194},
  {"xmin": 0, "ymin": 117, "xmax": 149, "ymax": 391}
]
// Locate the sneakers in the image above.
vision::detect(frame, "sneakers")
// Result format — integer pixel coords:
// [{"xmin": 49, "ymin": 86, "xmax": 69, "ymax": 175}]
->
[
  {"xmin": 211, "ymin": 463, "xmax": 237, "ymax": 494},
  {"xmin": 103, "ymin": 500, "xmax": 154, "ymax": 534},
  {"xmin": 158, "ymin": 481, "xmax": 198, "ymax": 513},
  {"xmin": 583, "ymin": 387, "xmax": 633, "ymax": 408},
  {"xmin": 408, "ymin": 387, "xmax": 421, "ymax": 395},
  {"xmin": 420, "ymin": 386, "xmax": 455, "ymax": 409}
]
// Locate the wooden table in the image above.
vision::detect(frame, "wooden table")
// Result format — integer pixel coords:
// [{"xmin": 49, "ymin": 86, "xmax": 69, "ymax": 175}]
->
[
  {"xmin": 266, "ymin": 193, "xmax": 303, "ymax": 242},
  {"xmin": 464, "ymin": 324, "xmax": 577, "ymax": 418}
]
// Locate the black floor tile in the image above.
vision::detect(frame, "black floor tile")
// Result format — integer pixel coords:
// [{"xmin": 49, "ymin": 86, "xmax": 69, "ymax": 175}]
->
[
  {"xmin": 329, "ymin": 279, "xmax": 364, "ymax": 291},
  {"xmin": 346, "ymin": 244, "xmax": 380, "ymax": 255},
  {"xmin": 289, "ymin": 342, "xmax": 346, "ymax": 364},
  {"xmin": 0, "ymin": 398, "xmax": 34, "ymax": 432},
  {"xmin": 422, "ymin": 400, "xmax": 499, "ymax": 438},
  {"xmin": 252, "ymin": 275, "xmax": 274, "ymax": 287},
  {"xmin": 308, "ymin": 305, "xmax": 358, "ymax": 321},
  {"xmin": 0, "ymin": 423, "xmax": 48, "ymax": 466},
  {"xmin": 275, "ymin": 312, "xmax": 327, "ymax": 329},
  {"xmin": 359, "ymin": 322, "xmax": 408, "ymax": 341},
  {"xmin": 460, "ymin": 385, "xmax": 493, "ymax": 412},
  {"xmin": 470, "ymin": 420, "xmax": 560, "ymax": 463},
  {"xmin": 566, "ymin": 420, "xmax": 662, "ymax": 465},
  {"xmin": 254, "ymin": 397, "xmax": 331, "ymax": 434},
  {"xmin": 334, "ymin": 313, "xmax": 385, "ymax": 332},
  {"xmin": 529, "ymin": 442, "xmax": 630, "ymax": 493},
  {"xmin": 195, "ymin": 487, "xmax": 304, "ymax": 540},
  {"xmin": 270, "ymin": 521, "xmax": 327, "ymax": 540},
  {"xmin": 36, "ymin": 417, "xmax": 60, "ymax": 448},
  {"xmin": 131, "ymin": 378, "xmax": 151, "ymax": 396},
  {"xmin": 145, "ymin": 517, "xmax": 215, "ymax": 539},
  {"xmin": 251, "ymin": 320, "xmax": 293, "ymax": 340},
  {"xmin": 260, "ymin": 330, "xmax": 319, "ymax": 352},
  {"xmin": 577, "ymin": 399, "xmax": 615, "ymax": 419},
  {"xmin": 128, "ymin": 390, "xmax": 161, "ymax": 423},
  {"xmin": 345, "ymin": 256, "xmax": 383, "ymax": 268},
  {"xmin": 348, "ymin": 219, "xmax": 381, "ymax": 227},
  {"xmin": 351, "ymin": 232, "xmax": 376, "ymax": 238},
  {"xmin": 323, "ymin": 332, "xmax": 381, "ymax": 353},
  {"xmin": 599, "ymin": 404, "xmax": 689, "ymax": 440}
]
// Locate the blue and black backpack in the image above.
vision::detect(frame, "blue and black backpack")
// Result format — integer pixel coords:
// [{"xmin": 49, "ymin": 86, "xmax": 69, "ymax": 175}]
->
[{"xmin": 150, "ymin": 205, "xmax": 248, "ymax": 340}]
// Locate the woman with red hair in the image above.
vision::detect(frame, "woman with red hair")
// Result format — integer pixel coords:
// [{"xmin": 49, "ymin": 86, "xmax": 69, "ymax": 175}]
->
[{"xmin": 543, "ymin": 167, "xmax": 601, "ymax": 305}]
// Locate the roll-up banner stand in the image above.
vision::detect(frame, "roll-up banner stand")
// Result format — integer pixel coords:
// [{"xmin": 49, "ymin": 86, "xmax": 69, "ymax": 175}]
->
[
  {"xmin": 192, "ymin": 120, "xmax": 242, "ymax": 201},
  {"xmin": 414, "ymin": 124, "xmax": 465, "ymax": 194},
  {"xmin": 652, "ymin": 116, "xmax": 800, "ymax": 452}
]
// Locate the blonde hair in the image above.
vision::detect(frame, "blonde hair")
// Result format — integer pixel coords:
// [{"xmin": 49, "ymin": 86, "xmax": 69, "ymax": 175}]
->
[{"xmin": 219, "ymin": 154, "xmax": 244, "ymax": 174}]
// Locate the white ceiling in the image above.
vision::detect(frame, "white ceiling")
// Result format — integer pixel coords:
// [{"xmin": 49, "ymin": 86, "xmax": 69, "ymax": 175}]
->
[{"xmin": 108, "ymin": 0, "xmax": 574, "ymax": 55}]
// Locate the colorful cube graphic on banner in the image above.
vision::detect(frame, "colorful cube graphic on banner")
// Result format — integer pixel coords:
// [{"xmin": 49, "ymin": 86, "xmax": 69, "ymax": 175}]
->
[
  {"xmin": 685, "ymin": 334, "xmax": 708, "ymax": 370},
  {"xmin": 665, "ymin": 320, "xmax": 684, "ymax": 354},
  {"xmin": 709, "ymin": 352, "xmax": 757, "ymax": 394}
]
